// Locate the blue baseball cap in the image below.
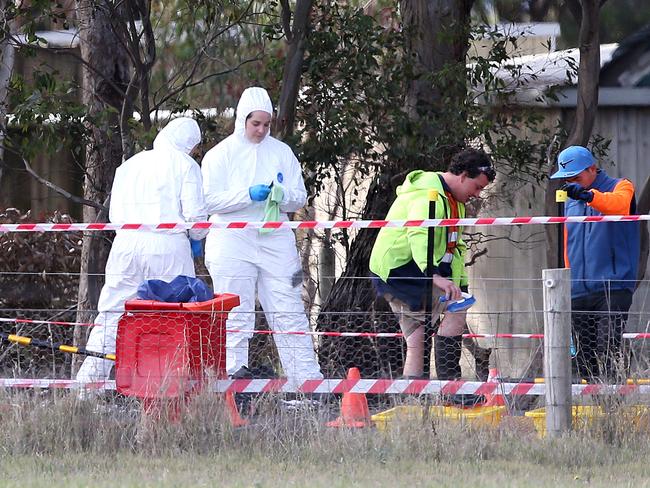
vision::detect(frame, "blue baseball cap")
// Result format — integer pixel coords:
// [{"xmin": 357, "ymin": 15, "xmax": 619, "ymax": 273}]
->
[{"xmin": 550, "ymin": 146, "xmax": 596, "ymax": 179}]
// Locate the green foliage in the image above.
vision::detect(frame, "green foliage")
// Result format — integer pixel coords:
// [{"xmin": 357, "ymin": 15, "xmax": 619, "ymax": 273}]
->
[
  {"xmin": 5, "ymin": 0, "xmax": 72, "ymax": 51},
  {"xmin": 6, "ymin": 69, "xmax": 89, "ymax": 162},
  {"xmin": 149, "ymin": 0, "xmax": 278, "ymax": 113},
  {"xmin": 4, "ymin": 1, "xmax": 281, "ymax": 182},
  {"xmin": 294, "ymin": 3, "xmax": 412, "ymax": 200},
  {"xmin": 560, "ymin": 0, "xmax": 650, "ymax": 47},
  {"xmin": 293, "ymin": 4, "xmax": 559, "ymax": 206},
  {"xmin": 465, "ymin": 24, "xmax": 557, "ymax": 183}
]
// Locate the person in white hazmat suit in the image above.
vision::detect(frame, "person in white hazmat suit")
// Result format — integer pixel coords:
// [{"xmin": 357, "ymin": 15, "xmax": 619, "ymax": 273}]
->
[
  {"xmin": 76, "ymin": 117, "xmax": 208, "ymax": 383},
  {"xmin": 202, "ymin": 87, "xmax": 323, "ymax": 382}
]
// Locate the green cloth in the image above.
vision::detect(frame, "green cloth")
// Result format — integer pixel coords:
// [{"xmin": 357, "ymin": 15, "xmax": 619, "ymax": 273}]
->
[
  {"xmin": 368, "ymin": 170, "xmax": 468, "ymax": 287},
  {"xmin": 260, "ymin": 184, "xmax": 284, "ymax": 234}
]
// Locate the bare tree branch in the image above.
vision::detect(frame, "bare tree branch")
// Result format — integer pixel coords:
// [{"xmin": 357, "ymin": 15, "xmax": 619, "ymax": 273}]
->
[
  {"xmin": 464, "ymin": 229, "xmax": 546, "ymax": 266},
  {"xmin": 280, "ymin": 0, "xmax": 293, "ymax": 42},
  {"xmin": 152, "ymin": 1, "xmax": 258, "ymax": 110},
  {"xmin": 275, "ymin": 0, "xmax": 314, "ymax": 139},
  {"xmin": 465, "ymin": 248, "xmax": 487, "ymax": 267},
  {"xmin": 153, "ymin": 55, "xmax": 264, "ymax": 110},
  {"xmin": 20, "ymin": 156, "xmax": 107, "ymax": 211}
]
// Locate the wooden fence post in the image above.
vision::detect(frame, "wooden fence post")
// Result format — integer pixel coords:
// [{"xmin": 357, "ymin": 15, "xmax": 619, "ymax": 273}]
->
[{"xmin": 543, "ymin": 267, "xmax": 572, "ymax": 437}]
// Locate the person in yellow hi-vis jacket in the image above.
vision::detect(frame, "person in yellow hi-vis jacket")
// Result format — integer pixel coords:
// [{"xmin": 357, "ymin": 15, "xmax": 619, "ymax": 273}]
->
[{"xmin": 369, "ymin": 148, "xmax": 495, "ymax": 380}]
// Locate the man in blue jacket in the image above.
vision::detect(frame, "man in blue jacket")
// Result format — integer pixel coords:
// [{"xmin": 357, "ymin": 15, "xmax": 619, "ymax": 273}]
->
[{"xmin": 551, "ymin": 145, "xmax": 640, "ymax": 380}]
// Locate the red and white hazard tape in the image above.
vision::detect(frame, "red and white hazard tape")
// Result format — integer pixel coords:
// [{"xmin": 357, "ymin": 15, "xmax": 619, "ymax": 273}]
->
[
  {"xmin": 2, "ymin": 377, "xmax": 650, "ymax": 396},
  {"xmin": 211, "ymin": 379, "xmax": 650, "ymax": 396},
  {"xmin": 3, "ymin": 317, "xmax": 649, "ymax": 340},
  {"xmin": 1, "ymin": 214, "xmax": 649, "ymax": 233}
]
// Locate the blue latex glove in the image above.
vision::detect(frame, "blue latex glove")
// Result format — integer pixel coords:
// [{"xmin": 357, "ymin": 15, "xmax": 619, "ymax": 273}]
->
[
  {"xmin": 190, "ymin": 239, "xmax": 203, "ymax": 258},
  {"xmin": 563, "ymin": 183, "xmax": 593, "ymax": 203},
  {"xmin": 249, "ymin": 184, "xmax": 271, "ymax": 202}
]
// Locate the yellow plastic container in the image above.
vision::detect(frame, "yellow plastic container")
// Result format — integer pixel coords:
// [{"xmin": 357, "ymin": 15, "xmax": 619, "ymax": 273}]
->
[
  {"xmin": 525, "ymin": 405, "xmax": 602, "ymax": 438},
  {"xmin": 525, "ymin": 405, "xmax": 650, "ymax": 438},
  {"xmin": 371, "ymin": 405, "xmax": 506, "ymax": 431}
]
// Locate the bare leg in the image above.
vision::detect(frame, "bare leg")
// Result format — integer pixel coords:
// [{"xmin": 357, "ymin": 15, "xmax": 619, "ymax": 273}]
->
[
  {"xmin": 403, "ymin": 325, "xmax": 425, "ymax": 377},
  {"xmin": 385, "ymin": 295, "xmax": 426, "ymax": 378}
]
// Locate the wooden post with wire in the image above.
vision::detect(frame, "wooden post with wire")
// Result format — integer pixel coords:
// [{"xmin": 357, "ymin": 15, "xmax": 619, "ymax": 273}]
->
[{"xmin": 542, "ymin": 267, "xmax": 572, "ymax": 437}]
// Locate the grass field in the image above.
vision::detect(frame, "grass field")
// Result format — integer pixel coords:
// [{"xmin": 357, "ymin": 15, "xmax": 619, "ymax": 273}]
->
[
  {"xmin": 1, "ymin": 391, "xmax": 649, "ymax": 487},
  {"xmin": 2, "ymin": 454, "xmax": 650, "ymax": 487}
]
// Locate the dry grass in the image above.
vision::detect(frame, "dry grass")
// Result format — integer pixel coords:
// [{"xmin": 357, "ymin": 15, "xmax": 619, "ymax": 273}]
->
[{"xmin": 0, "ymin": 391, "xmax": 649, "ymax": 487}]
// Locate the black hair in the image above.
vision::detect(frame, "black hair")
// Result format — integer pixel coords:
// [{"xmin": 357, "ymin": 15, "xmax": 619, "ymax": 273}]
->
[
  {"xmin": 245, "ymin": 112, "xmax": 272, "ymax": 121},
  {"xmin": 447, "ymin": 148, "xmax": 495, "ymax": 182}
]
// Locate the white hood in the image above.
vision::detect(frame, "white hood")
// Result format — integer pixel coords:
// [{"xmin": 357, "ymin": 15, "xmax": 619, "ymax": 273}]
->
[
  {"xmin": 201, "ymin": 85, "xmax": 306, "ymax": 226},
  {"xmin": 153, "ymin": 117, "xmax": 200, "ymax": 154},
  {"xmin": 234, "ymin": 87, "xmax": 273, "ymax": 138}
]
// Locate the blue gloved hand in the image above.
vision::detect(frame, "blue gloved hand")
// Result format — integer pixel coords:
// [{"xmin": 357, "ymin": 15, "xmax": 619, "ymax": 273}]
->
[
  {"xmin": 563, "ymin": 183, "xmax": 593, "ymax": 203},
  {"xmin": 190, "ymin": 239, "xmax": 203, "ymax": 258},
  {"xmin": 249, "ymin": 184, "xmax": 271, "ymax": 202}
]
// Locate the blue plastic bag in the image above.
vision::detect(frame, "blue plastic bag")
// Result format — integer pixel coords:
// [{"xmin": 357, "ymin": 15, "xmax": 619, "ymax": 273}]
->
[{"xmin": 137, "ymin": 275, "xmax": 213, "ymax": 303}]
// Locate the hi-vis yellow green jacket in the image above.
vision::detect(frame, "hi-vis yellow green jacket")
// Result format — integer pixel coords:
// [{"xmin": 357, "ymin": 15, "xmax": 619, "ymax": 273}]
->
[{"xmin": 369, "ymin": 170, "xmax": 468, "ymax": 287}]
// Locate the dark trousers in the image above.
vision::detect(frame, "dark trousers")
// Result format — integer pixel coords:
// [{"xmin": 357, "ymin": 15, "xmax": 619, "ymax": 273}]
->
[{"xmin": 572, "ymin": 289, "xmax": 633, "ymax": 381}]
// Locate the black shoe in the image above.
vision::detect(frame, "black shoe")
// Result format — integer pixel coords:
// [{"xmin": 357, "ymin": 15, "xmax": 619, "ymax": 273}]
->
[
  {"xmin": 229, "ymin": 365, "xmax": 279, "ymax": 379},
  {"xmin": 230, "ymin": 366, "xmax": 254, "ymax": 379}
]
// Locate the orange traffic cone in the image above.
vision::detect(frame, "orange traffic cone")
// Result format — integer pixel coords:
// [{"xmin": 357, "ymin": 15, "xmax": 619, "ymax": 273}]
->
[
  {"xmin": 327, "ymin": 367, "xmax": 372, "ymax": 428},
  {"xmin": 483, "ymin": 367, "xmax": 505, "ymax": 406},
  {"xmin": 224, "ymin": 391, "xmax": 249, "ymax": 427}
]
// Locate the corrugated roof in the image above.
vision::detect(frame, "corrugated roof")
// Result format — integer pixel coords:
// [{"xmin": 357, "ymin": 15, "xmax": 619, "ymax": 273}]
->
[
  {"xmin": 12, "ymin": 29, "xmax": 80, "ymax": 49},
  {"xmin": 489, "ymin": 43, "xmax": 618, "ymax": 90}
]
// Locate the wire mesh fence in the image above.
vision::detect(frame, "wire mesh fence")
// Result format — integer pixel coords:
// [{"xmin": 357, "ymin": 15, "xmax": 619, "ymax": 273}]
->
[{"xmin": 2, "ymin": 271, "xmax": 650, "ymax": 388}]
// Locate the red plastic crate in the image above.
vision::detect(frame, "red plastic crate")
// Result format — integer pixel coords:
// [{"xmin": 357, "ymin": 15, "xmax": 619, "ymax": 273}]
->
[{"xmin": 115, "ymin": 293, "xmax": 239, "ymax": 399}]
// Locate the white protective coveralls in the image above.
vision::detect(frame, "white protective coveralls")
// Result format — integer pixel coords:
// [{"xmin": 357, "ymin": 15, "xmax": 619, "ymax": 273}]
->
[
  {"xmin": 76, "ymin": 117, "xmax": 208, "ymax": 382},
  {"xmin": 202, "ymin": 87, "xmax": 323, "ymax": 381}
]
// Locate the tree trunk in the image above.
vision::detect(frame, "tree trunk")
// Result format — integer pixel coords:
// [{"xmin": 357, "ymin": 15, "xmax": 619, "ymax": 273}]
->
[
  {"xmin": 73, "ymin": 1, "xmax": 130, "ymax": 374},
  {"xmin": 317, "ymin": 0, "xmax": 475, "ymax": 377},
  {"xmin": 316, "ymin": 173, "xmax": 402, "ymax": 377},
  {"xmin": 0, "ymin": 0, "xmax": 17, "ymax": 188},
  {"xmin": 566, "ymin": 1, "xmax": 601, "ymax": 148},
  {"xmin": 275, "ymin": 0, "xmax": 314, "ymax": 140},
  {"xmin": 544, "ymin": 0, "xmax": 603, "ymax": 269},
  {"xmin": 400, "ymin": 0, "xmax": 473, "ymax": 138}
]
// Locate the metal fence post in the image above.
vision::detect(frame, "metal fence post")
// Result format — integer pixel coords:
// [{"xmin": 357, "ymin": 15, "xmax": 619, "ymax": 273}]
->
[{"xmin": 542, "ymin": 267, "xmax": 572, "ymax": 437}]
